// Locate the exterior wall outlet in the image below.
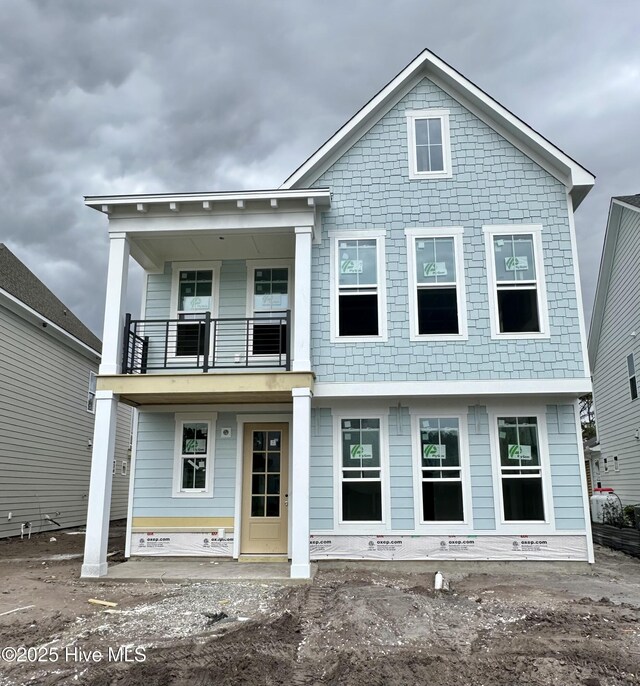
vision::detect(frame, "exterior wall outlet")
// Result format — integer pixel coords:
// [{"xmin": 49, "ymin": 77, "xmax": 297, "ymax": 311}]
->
[{"xmin": 220, "ymin": 428, "xmax": 232, "ymax": 439}]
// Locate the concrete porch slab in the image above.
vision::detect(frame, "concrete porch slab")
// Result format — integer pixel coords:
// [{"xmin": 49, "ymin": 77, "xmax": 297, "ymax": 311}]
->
[{"xmin": 101, "ymin": 557, "xmax": 316, "ymax": 583}]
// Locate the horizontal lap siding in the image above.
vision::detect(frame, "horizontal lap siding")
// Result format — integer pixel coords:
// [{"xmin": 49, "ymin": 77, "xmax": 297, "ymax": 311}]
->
[
  {"xmin": 310, "ymin": 408, "xmax": 333, "ymax": 530},
  {"xmin": 389, "ymin": 406, "xmax": 414, "ymax": 530},
  {"xmin": 592, "ymin": 207, "xmax": 640, "ymax": 505},
  {"xmin": 133, "ymin": 412, "xmax": 236, "ymax": 517},
  {"xmin": 468, "ymin": 406, "xmax": 496, "ymax": 530},
  {"xmin": 0, "ymin": 306, "xmax": 127, "ymax": 538},
  {"xmin": 546, "ymin": 404, "xmax": 585, "ymax": 530}
]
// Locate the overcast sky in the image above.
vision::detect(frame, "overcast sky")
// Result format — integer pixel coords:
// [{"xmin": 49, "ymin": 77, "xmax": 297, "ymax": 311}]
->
[{"xmin": 1, "ymin": 0, "xmax": 639, "ymax": 337}]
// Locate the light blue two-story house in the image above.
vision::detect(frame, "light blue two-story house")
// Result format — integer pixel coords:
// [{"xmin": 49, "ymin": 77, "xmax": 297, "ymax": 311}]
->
[{"xmin": 81, "ymin": 49, "xmax": 595, "ymax": 579}]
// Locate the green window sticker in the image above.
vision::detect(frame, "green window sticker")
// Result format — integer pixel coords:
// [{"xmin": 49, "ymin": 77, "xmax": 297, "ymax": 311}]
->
[
  {"xmin": 423, "ymin": 262, "xmax": 448, "ymax": 278},
  {"xmin": 341, "ymin": 259, "xmax": 363, "ymax": 275},
  {"xmin": 350, "ymin": 444, "xmax": 373, "ymax": 459},
  {"xmin": 505, "ymin": 256, "xmax": 529, "ymax": 271},
  {"xmin": 508, "ymin": 444, "xmax": 532, "ymax": 460},
  {"xmin": 423, "ymin": 444, "xmax": 446, "ymax": 459}
]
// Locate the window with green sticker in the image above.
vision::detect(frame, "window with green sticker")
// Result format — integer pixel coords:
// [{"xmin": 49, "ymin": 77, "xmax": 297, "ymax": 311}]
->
[
  {"xmin": 335, "ymin": 237, "xmax": 384, "ymax": 338},
  {"xmin": 497, "ymin": 416, "xmax": 545, "ymax": 521},
  {"xmin": 177, "ymin": 419, "xmax": 211, "ymax": 492},
  {"xmin": 418, "ymin": 418, "xmax": 464, "ymax": 522},
  {"xmin": 340, "ymin": 418, "xmax": 382, "ymax": 522}
]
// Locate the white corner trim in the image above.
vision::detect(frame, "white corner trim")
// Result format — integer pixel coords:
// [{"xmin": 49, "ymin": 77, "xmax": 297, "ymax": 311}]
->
[
  {"xmin": 573, "ymin": 399, "xmax": 595, "ymax": 563},
  {"xmin": 405, "ymin": 227, "xmax": 468, "ymax": 341},
  {"xmin": 405, "ymin": 109, "xmax": 453, "ymax": 180},
  {"xmin": 565, "ymin": 192, "xmax": 591, "ymax": 377},
  {"xmin": 482, "ymin": 224, "xmax": 550, "ymax": 340},
  {"xmin": 314, "ymin": 378, "xmax": 592, "ymax": 398}
]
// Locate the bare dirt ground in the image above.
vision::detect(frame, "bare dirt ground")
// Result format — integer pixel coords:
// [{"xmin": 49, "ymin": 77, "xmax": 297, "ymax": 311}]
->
[{"xmin": 1, "ymin": 524, "xmax": 640, "ymax": 685}]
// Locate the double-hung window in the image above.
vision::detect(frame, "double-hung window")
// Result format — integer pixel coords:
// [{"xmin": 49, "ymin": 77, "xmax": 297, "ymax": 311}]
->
[
  {"xmin": 497, "ymin": 416, "xmax": 546, "ymax": 522},
  {"xmin": 251, "ymin": 267, "xmax": 289, "ymax": 357},
  {"xmin": 339, "ymin": 418, "xmax": 383, "ymax": 523},
  {"xmin": 406, "ymin": 109, "xmax": 452, "ymax": 179},
  {"xmin": 173, "ymin": 414, "xmax": 215, "ymax": 496},
  {"xmin": 628, "ymin": 354, "xmax": 637, "ymax": 400},
  {"xmin": 484, "ymin": 226, "xmax": 548, "ymax": 337},
  {"xmin": 176, "ymin": 269, "xmax": 213, "ymax": 356},
  {"xmin": 418, "ymin": 417, "xmax": 465, "ymax": 522},
  {"xmin": 332, "ymin": 232, "xmax": 387, "ymax": 341},
  {"xmin": 87, "ymin": 371, "xmax": 97, "ymax": 413},
  {"xmin": 406, "ymin": 228, "xmax": 466, "ymax": 339}
]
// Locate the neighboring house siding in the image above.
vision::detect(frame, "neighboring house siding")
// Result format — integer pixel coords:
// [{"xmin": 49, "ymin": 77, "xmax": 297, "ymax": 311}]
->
[
  {"xmin": 0, "ymin": 305, "xmax": 129, "ymax": 537},
  {"xmin": 592, "ymin": 206, "xmax": 640, "ymax": 505},
  {"xmin": 309, "ymin": 77, "xmax": 584, "ymax": 382},
  {"xmin": 111, "ymin": 403, "xmax": 132, "ymax": 520}
]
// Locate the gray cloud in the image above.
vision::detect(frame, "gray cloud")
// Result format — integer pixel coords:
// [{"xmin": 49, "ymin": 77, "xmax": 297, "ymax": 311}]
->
[{"xmin": 1, "ymin": 0, "xmax": 638, "ymax": 337}]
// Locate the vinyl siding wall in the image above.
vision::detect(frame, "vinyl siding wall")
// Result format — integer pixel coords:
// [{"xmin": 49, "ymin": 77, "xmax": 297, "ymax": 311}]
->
[
  {"xmin": 0, "ymin": 305, "xmax": 130, "ymax": 538},
  {"xmin": 592, "ymin": 206, "xmax": 640, "ymax": 505},
  {"xmin": 131, "ymin": 402, "xmax": 586, "ymax": 535}
]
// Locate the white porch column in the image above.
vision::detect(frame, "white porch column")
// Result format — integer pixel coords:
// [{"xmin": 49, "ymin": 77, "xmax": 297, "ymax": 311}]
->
[
  {"xmin": 81, "ymin": 391, "xmax": 119, "ymax": 577},
  {"xmin": 100, "ymin": 233, "xmax": 130, "ymax": 375},
  {"xmin": 292, "ymin": 226, "xmax": 313, "ymax": 372},
  {"xmin": 290, "ymin": 387, "xmax": 312, "ymax": 578}
]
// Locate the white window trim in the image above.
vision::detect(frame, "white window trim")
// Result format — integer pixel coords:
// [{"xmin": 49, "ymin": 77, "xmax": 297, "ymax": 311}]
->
[
  {"xmin": 329, "ymin": 229, "xmax": 388, "ymax": 343},
  {"xmin": 483, "ymin": 224, "xmax": 550, "ymax": 340},
  {"xmin": 409, "ymin": 410, "xmax": 472, "ymax": 533},
  {"xmin": 169, "ymin": 261, "xmax": 221, "ymax": 364},
  {"xmin": 87, "ymin": 370, "xmax": 97, "ymax": 414},
  {"xmin": 245, "ymin": 259, "xmax": 294, "ymax": 364},
  {"xmin": 331, "ymin": 410, "xmax": 391, "ymax": 533},
  {"xmin": 172, "ymin": 412, "xmax": 217, "ymax": 498},
  {"xmin": 487, "ymin": 406, "xmax": 555, "ymax": 532},
  {"xmin": 405, "ymin": 227, "xmax": 468, "ymax": 341},
  {"xmin": 406, "ymin": 109, "xmax": 452, "ymax": 180}
]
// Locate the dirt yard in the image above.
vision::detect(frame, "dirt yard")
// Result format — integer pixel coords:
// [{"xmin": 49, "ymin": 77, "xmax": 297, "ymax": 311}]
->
[{"xmin": 1, "ymin": 524, "xmax": 639, "ymax": 685}]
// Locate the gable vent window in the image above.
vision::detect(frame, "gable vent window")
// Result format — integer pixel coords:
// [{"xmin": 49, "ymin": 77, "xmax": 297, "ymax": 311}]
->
[
  {"xmin": 628, "ymin": 354, "xmax": 637, "ymax": 400},
  {"xmin": 406, "ymin": 109, "xmax": 452, "ymax": 179}
]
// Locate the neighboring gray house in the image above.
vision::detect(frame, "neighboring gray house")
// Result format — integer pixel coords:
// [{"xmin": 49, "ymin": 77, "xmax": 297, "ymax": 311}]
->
[
  {"xmin": 0, "ymin": 244, "xmax": 130, "ymax": 538},
  {"xmin": 589, "ymin": 195, "xmax": 640, "ymax": 506}
]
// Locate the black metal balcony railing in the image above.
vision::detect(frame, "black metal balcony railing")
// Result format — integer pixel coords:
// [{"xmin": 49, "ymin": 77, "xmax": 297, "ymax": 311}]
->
[{"xmin": 122, "ymin": 311, "xmax": 291, "ymax": 373}]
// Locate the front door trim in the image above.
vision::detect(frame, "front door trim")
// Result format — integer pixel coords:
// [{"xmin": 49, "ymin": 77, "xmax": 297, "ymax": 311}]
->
[{"xmin": 233, "ymin": 414, "xmax": 292, "ymax": 560}]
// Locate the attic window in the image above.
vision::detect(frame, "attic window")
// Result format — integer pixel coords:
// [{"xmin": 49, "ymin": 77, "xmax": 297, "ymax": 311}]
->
[{"xmin": 406, "ymin": 109, "xmax": 452, "ymax": 179}]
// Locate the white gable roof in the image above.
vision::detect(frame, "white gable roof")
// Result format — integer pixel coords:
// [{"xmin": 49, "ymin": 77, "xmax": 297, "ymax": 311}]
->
[
  {"xmin": 588, "ymin": 196, "xmax": 640, "ymax": 368},
  {"xmin": 281, "ymin": 49, "xmax": 594, "ymax": 208}
]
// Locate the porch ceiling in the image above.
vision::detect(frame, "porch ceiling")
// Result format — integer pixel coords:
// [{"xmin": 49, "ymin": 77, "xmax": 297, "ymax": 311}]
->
[{"xmin": 97, "ymin": 371, "xmax": 315, "ymax": 406}]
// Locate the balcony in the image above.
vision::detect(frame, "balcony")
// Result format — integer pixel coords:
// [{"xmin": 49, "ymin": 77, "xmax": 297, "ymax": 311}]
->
[{"xmin": 122, "ymin": 311, "xmax": 291, "ymax": 373}]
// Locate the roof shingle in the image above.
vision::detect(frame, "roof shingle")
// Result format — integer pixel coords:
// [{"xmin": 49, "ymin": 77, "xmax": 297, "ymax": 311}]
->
[{"xmin": 0, "ymin": 244, "xmax": 101, "ymax": 353}]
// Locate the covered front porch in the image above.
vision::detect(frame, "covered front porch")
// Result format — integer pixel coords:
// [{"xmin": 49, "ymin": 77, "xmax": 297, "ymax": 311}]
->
[{"xmin": 81, "ymin": 188, "xmax": 327, "ymax": 580}]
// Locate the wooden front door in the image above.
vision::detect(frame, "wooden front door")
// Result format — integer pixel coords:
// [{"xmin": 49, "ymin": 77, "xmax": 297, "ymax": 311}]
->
[{"xmin": 241, "ymin": 423, "xmax": 289, "ymax": 555}]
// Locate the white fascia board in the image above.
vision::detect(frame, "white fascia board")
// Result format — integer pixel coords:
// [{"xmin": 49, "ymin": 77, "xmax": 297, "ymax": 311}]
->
[
  {"xmin": 588, "ymin": 200, "xmax": 623, "ymax": 370},
  {"xmin": 281, "ymin": 49, "xmax": 594, "ymax": 205},
  {"xmin": 0, "ymin": 288, "xmax": 101, "ymax": 361},
  {"xmin": 313, "ymin": 378, "xmax": 592, "ymax": 399},
  {"xmin": 85, "ymin": 188, "xmax": 331, "ymax": 212}
]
